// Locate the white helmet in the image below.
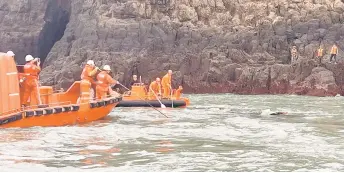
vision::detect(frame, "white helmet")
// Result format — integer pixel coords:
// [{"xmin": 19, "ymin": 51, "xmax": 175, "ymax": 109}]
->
[
  {"xmin": 25, "ymin": 55, "xmax": 34, "ymax": 62},
  {"xmin": 103, "ymin": 65, "xmax": 111, "ymax": 71},
  {"xmin": 6, "ymin": 51, "xmax": 15, "ymax": 57},
  {"xmin": 87, "ymin": 60, "xmax": 94, "ymax": 66}
]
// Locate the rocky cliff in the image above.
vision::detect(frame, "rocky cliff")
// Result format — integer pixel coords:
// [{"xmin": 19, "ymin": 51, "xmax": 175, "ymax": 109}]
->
[{"xmin": 2, "ymin": 0, "xmax": 344, "ymax": 96}]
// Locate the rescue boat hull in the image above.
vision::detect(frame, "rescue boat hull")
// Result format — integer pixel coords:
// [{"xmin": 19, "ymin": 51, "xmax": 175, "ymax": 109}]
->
[
  {"xmin": 0, "ymin": 97, "xmax": 121, "ymax": 128},
  {"xmin": 116, "ymin": 99, "xmax": 186, "ymax": 108}
]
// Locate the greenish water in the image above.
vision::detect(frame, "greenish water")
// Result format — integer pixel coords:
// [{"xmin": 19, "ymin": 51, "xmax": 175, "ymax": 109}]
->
[{"xmin": 0, "ymin": 94, "xmax": 343, "ymax": 171}]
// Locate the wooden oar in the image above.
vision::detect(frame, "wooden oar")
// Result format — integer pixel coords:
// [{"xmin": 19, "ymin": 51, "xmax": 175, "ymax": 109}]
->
[
  {"xmin": 170, "ymin": 85, "xmax": 174, "ymax": 108},
  {"xmin": 149, "ymin": 87, "xmax": 166, "ymax": 108}
]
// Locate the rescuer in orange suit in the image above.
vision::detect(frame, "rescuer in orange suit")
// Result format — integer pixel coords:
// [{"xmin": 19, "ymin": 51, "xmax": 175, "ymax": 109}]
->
[
  {"xmin": 21, "ymin": 55, "xmax": 42, "ymax": 107},
  {"xmin": 148, "ymin": 78, "xmax": 162, "ymax": 100},
  {"xmin": 161, "ymin": 70, "xmax": 172, "ymax": 99},
  {"xmin": 96, "ymin": 65, "xmax": 120, "ymax": 99},
  {"xmin": 78, "ymin": 60, "xmax": 99, "ymax": 102},
  {"xmin": 174, "ymin": 86, "xmax": 183, "ymax": 99}
]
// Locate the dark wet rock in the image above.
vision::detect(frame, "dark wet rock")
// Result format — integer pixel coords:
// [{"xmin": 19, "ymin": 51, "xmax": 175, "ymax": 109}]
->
[{"xmin": 2, "ymin": 0, "xmax": 344, "ymax": 97}]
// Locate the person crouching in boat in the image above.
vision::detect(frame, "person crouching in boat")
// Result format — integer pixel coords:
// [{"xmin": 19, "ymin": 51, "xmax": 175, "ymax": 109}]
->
[
  {"xmin": 96, "ymin": 65, "xmax": 120, "ymax": 99},
  {"xmin": 148, "ymin": 78, "xmax": 162, "ymax": 100},
  {"xmin": 174, "ymin": 86, "xmax": 183, "ymax": 99},
  {"xmin": 78, "ymin": 60, "xmax": 99, "ymax": 103},
  {"xmin": 21, "ymin": 55, "xmax": 42, "ymax": 107},
  {"xmin": 161, "ymin": 70, "xmax": 172, "ymax": 99}
]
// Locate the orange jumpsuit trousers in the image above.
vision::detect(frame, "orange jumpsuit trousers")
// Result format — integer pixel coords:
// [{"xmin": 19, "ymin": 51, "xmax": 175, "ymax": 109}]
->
[
  {"xmin": 161, "ymin": 74, "xmax": 171, "ymax": 98},
  {"xmin": 22, "ymin": 62, "xmax": 41, "ymax": 106},
  {"xmin": 96, "ymin": 71, "xmax": 117, "ymax": 99}
]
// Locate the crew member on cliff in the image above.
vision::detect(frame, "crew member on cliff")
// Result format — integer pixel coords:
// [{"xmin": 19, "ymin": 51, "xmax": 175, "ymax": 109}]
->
[
  {"xmin": 317, "ymin": 45, "xmax": 324, "ymax": 64},
  {"xmin": 161, "ymin": 70, "xmax": 172, "ymax": 99},
  {"xmin": 78, "ymin": 60, "xmax": 99, "ymax": 103},
  {"xmin": 330, "ymin": 44, "xmax": 338, "ymax": 64},
  {"xmin": 148, "ymin": 78, "xmax": 162, "ymax": 99},
  {"xmin": 21, "ymin": 55, "xmax": 42, "ymax": 107},
  {"xmin": 96, "ymin": 65, "xmax": 120, "ymax": 99},
  {"xmin": 290, "ymin": 46, "xmax": 298, "ymax": 63}
]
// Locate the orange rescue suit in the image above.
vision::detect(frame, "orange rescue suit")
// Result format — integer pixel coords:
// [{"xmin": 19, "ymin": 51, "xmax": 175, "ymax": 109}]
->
[
  {"xmin": 96, "ymin": 71, "xmax": 117, "ymax": 99},
  {"xmin": 331, "ymin": 46, "xmax": 338, "ymax": 54},
  {"xmin": 317, "ymin": 48, "xmax": 324, "ymax": 57},
  {"xmin": 174, "ymin": 86, "xmax": 183, "ymax": 99},
  {"xmin": 161, "ymin": 74, "xmax": 171, "ymax": 98},
  {"xmin": 22, "ymin": 61, "xmax": 41, "ymax": 106},
  {"xmin": 79, "ymin": 65, "xmax": 98, "ymax": 101},
  {"xmin": 148, "ymin": 81, "xmax": 162, "ymax": 99},
  {"xmin": 80, "ymin": 64, "xmax": 98, "ymax": 84}
]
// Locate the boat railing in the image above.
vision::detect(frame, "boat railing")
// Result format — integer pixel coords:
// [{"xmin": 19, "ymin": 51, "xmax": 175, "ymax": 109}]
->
[
  {"xmin": 0, "ymin": 101, "xmax": 72, "ymax": 117},
  {"xmin": 0, "ymin": 108, "xmax": 23, "ymax": 117},
  {"xmin": 0, "ymin": 94, "xmax": 121, "ymax": 117},
  {"xmin": 38, "ymin": 88, "xmax": 64, "ymax": 96},
  {"xmin": 20, "ymin": 101, "xmax": 73, "ymax": 111}
]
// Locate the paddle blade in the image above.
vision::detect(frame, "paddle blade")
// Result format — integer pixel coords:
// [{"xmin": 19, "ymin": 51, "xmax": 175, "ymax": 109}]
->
[{"xmin": 161, "ymin": 104, "xmax": 167, "ymax": 108}]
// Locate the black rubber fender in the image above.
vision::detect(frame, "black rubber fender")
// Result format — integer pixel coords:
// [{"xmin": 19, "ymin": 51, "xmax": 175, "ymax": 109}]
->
[
  {"xmin": 72, "ymin": 105, "xmax": 79, "ymax": 111},
  {"xmin": 116, "ymin": 100, "xmax": 186, "ymax": 108},
  {"xmin": 44, "ymin": 108, "xmax": 53, "ymax": 115},
  {"xmin": 97, "ymin": 101, "xmax": 105, "ymax": 107},
  {"xmin": 25, "ymin": 111, "xmax": 35, "ymax": 117},
  {"xmin": 35, "ymin": 110, "xmax": 44, "ymax": 116},
  {"xmin": 54, "ymin": 107, "xmax": 63, "ymax": 114},
  {"xmin": 105, "ymin": 100, "xmax": 111, "ymax": 105},
  {"xmin": 109, "ymin": 99, "xmax": 114, "ymax": 104},
  {"xmin": 0, "ymin": 113, "xmax": 22, "ymax": 125},
  {"xmin": 90, "ymin": 102, "xmax": 98, "ymax": 108},
  {"xmin": 63, "ymin": 106, "xmax": 71, "ymax": 112}
]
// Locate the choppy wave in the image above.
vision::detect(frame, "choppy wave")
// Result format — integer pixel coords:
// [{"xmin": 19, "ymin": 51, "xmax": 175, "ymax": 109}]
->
[{"xmin": 0, "ymin": 94, "xmax": 344, "ymax": 171}]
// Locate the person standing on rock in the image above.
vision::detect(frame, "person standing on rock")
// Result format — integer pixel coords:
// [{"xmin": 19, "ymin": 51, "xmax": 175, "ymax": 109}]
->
[
  {"xmin": 330, "ymin": 44, "xmax": 338, "ymax": 64},
  {"xmin": 21, "ymin": 55, "xmax": 42, "ymax": 107},
  {"xmin": 96, "ymin": 65, "xmax": 120, "ymax": 99},
  {"xmin": 317, "ymin": 45, "xmax": 324, "ymax": 64},
  {"xmin": 290, "ymin": 46, "xmax": 298, "ymax": 64},
  {"xmin": 161, "ymin": 70, "xmax": 172, "ymax": 99},
  {"xmin": 78, "ymin": 60, "xmax": 99, "ymax": 103}
]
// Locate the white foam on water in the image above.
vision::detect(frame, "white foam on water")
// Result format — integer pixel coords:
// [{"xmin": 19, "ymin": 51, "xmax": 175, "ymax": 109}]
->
[
  {"xmin": 1, "ymin": 94, "xmax": 344, "ymax": 171},
  {"xmin": 85, "ymin": 145, "xmax": 113, "ymax": 150}
]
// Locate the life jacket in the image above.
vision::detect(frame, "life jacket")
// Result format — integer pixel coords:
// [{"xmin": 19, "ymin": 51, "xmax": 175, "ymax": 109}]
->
[
  {"xmin": 81, "ymin": 65, "xmax": 96, "ymax": 83},
  {"xmin": 96, "ymin": 71, "xmax": 116, "ymax": 88},
  {"xmin": 161, "ymin": 74, "xmax": 171, "ymax": 87},
  {"xmin": 331, "ymin": 46, "xmax": 338, "ymax": 54},
  {"xmin": 23, "ymin": 62, "xmax": 40, "ymax": 80},
  {"xmin": 149, "ymin": 81, "xmax": 161, "ymax": 93}
]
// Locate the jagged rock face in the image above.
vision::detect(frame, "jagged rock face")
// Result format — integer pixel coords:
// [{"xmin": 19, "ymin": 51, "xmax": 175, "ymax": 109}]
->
[
  {"xmin": 0, "ymin": 0, "xmax": 47, "ymax": 64},
  {"xmin": 0, "ymin": 0, "xmax": 70, "ymax": 65},
  {"xmin": 3, "ymin": 0, "xmax": 344, "ymax": 96}
]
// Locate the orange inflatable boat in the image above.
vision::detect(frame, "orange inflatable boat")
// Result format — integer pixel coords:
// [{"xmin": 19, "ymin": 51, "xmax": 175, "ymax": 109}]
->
[
  {"xmin": 0, "ymin": 52, "xmax": 121, "ymax": 128},
  {"xmin": 116, "ymin": 84, "xmax": 190, "ymax": 108}
]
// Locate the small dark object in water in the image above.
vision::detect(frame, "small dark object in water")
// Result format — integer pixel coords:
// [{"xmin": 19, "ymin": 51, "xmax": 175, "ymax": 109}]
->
[{"xmin": 270, "ymin": 112, "xmax": 288, "ymax": 115}]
